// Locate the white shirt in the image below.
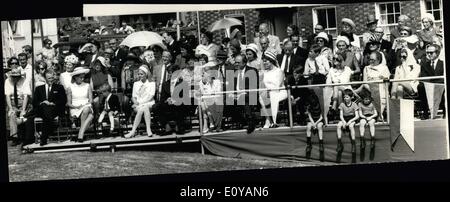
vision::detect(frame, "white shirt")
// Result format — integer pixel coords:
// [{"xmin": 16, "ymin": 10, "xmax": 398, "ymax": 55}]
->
[
  {"xmin": 237, "ymin": 67, "xmax": 247, "ymax": 91},
  {"xmin": 431, "ymin": 58, "xmax": 439, "ymax": 70},
  {"xmin": 304, "ymin": 55, "xmax": 330, "ymax": 76},
  {"xmin": 280, "ymin": 54, "xmax": 291, "ymax": 73},
  {"xmin": 132, "ymin": 80, "xmax": 156, "ymax": 106}
]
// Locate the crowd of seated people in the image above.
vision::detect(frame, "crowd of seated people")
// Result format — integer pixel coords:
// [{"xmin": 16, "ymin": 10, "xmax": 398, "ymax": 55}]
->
[{"xmin": 4, "ymin": 13, "xmax": 446, "ymax": 151}]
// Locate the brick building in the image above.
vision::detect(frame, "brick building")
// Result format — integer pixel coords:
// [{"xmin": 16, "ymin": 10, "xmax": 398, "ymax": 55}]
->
[{"xmin": 198, "ymin": 0, "xmax": 443, "ymax": 45}]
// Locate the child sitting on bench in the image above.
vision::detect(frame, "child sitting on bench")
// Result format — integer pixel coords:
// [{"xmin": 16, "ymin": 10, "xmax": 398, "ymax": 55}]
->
[{"xmin": 97, "ymin": 83, "xmax": 120, "ymax": 132}]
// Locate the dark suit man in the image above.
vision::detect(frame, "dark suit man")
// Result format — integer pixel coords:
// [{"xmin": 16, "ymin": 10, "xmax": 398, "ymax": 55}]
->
[
  {"xmin": 417, "ymin": 44, "xmax": 445, "ymax": 119},
  {"xmin": 232, "ymin": 54, "xmax": 259, "ymax": 134},
  {"xmin": 154, "ymin": 71, "xmax": 189, "ymax": 135},
  {"xmin": 306, "ymin": 25, "xmax": 333, "ymax": 50},
  {"xmin": 277, "ymin": 40, "xmax": 304, "ymax": 83},
  {"xmin": 28, "ymin": 70, "xmax": 67, "ymax": 146},
  {"xmin": 290, "ymin": 35, "xmax": 308, "ymax": 65},
  {"xmin": 163, "ymin": 32, "xmax": 181, "ymax": 63}
]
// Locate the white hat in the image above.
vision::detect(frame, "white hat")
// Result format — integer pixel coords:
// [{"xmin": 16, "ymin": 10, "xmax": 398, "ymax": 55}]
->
[
  {"xmin": 315, "ymin": 32, "xmax": 329, "ymax": 42},
  {"xmin": 336, "ymin": 35, "xmax": 350, "ymax": 46},
  {"xmin": 422, "ymin": 13, "xmax": 435, "ymax": 22},
  {"xmin": 95, "ymin": 56, "xmax": 110, "ymax": 67},
  {"xmin": 341, "ymin": 18, "xmax": 356, "ymax": 29},
  {"xmin": 230, "ymin": 28, "xmax": 241, "ymax": 39},
  {"xmin": 263, "ymin": 50, "xmax": 277, "ymax": 61},
  {"xmin": 71, "ymin": 67, "xmax": 90, "ymax": 76},
  {"xmin": 138, "ymin": 65, "xmax": 149, "ymax": 75},
  {"xmin": 245, "ymin": 43, "xmax": 259, "ymax": 55}
]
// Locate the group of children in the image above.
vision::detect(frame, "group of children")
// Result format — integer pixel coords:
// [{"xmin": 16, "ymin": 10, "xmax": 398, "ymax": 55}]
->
[{"xmin": 304, "ymin": 88, "xmax": 377, "ymax": 154}]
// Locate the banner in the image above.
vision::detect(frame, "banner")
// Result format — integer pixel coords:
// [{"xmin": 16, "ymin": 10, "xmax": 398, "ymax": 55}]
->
[
  {"xmin": 390, "ymin": 98, "xmax": 415, "ymax": 151},
  {"xmin": 424, "ymin": 82, "xmax": 445, "ymax": 119}
]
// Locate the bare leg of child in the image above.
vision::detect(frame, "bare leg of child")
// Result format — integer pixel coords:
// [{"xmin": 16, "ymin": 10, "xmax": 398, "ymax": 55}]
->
[
  {"xmin": 359, "ymin": 119, "xmax": 367, "ymax": 149},
  {"xmin": 98, "ymin": 111, "xmax": 106, "ymax": 124},
  {"xmin": 108, "ymin": 111, "xmax": 115, "ymax": 131}
]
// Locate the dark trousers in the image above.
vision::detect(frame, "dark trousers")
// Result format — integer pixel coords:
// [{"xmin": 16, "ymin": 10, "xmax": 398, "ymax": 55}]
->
[
  {"xmin": 34, "ymin": 105, "xmax": 59, "ymax": 144},
  {"xmin": 153, "ymin": 103, "xmax": 187, "ymax": 130}
]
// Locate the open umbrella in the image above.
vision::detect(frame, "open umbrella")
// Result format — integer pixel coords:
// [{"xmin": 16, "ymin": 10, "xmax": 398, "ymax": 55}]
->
[
  {"xmin": 209, "ymin": 17, "xmax": 242, "ymax": 32},
  {"xmin": 119, "ymin": 31, "xmax": 166, "ymax": 49}
]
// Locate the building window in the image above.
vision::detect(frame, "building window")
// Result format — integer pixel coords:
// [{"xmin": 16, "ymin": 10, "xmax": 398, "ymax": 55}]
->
[
  {"xmin": 421, "ymin": 0, "xmax": 443, "ymax": 28},
  {"xmin": 81, "ymin": 16, "xmax": 96, "ymax": 22},
  {"xmin": 375, "ymin": 2, "xmax": 401, "ymax": 35},
  {"xmin": 9, "ymin": 20, "xmax": 24, "ymax": 37},
  {"xmin": 312, "ymin": 7, "xmax": 337, "ymax": 37},
  {"xmin": 32, "ymin": 20, "xmax": 41, "ymax": 35},
  {"xmin": 224, "ymin": 14, "xmax": 247, "ymax": 44}
]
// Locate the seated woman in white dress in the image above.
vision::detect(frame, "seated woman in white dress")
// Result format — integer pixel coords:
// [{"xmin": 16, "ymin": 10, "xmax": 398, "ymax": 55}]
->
[
  {"xmin": 66, "ymin": 67, "xmax": 94, "ymax": 142},
  {"xmin": 259, "ymin": 51, "xmax": 288, "ymax": 128},
  {"xmin": 124, "ymin": 65, "xmax": 156, "ymax": 138},
  {"xmin": 391, "ymin": 48, "xmax": 421, "ymax": 99}
]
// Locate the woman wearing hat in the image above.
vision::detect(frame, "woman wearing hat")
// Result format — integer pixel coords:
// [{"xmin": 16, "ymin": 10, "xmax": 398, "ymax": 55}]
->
[
  {"xmin": 245, "ymin": 43, "xmax": 263, "ymax": 71},
  {"xmin": 339, "ymin": 18, "xmax": 361, "ymax": 49},
  {"xmin": 195, "ymin": 31, "xmax": 219, "ymax": 65},
  {"xmin": 5, "ymin": 57, "xmax": 32, "ymax": 145},
  {"xmin": 124, "ymin": 65, "xmax": 156, "ymax": 138},
  {"xmin": 335, "ymin": 35, "xmax": 361, "ymax": 77},
  {"xmin": 230, "ymin": 28, "xmax": 246, "ymax": 51},
  {"xmin": 391, "ymin": 48, "xmax": 421, "ymax": 99},
  {"xmin": 90, "ymin": 56, "xmax": 114, "ymax": 113},
  {"xmin": 417, "ymin": 13, "xmax": 439, "ymax": 49},
  {"xmin": 259, "ymin": 51, "xmax": 288, "ymax": 128},
  {"xmin": 60, "ymin": 54, "xmax": 79, "ymax": 91},
  {"xmin": 362, "ymin": 35, "xmax": 387, "ymax": 68},
  {"xmin": 315, "ymin": 32, "xmax": 334, "ymax": 65},
  {"xmin": 67, "ymin": 67, "xmax": 93, "ymax": 142}
]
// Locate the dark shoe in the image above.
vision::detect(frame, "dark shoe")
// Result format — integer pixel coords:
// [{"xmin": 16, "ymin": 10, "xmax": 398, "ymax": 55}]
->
[
  {"xmin": 40, "ymin": 140, "xmax": 48, "ymax": 146},
  {"xmin": 215, "ymin": 128, "xmax": 223, "ymax": 133},
  {"xmin": 370, "ymin": 138, "xmax": 375, "ymax": 149},
  {"xmin": 246, "ymin": 125, "xmax": 255, "ymax": 134},
  {"xmin": 269, "ymin": 123, "xmax": 279, "ymax": 128}
]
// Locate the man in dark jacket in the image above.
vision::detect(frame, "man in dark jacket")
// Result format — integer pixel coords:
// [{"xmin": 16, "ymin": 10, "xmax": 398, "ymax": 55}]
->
[
  {"xmin": 27, "ymin": 70, "xmax": 67, "ymax": 146},
  {"xmin": 417, "ymin": 44, "xmax": 445, "ymax": 119}
]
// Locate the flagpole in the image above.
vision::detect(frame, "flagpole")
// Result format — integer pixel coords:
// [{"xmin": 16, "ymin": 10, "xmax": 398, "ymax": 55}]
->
[
  {"xmin": 30, "ymin": 20, "xmax": 35, "ymax": 94},
  {"xmin": 196, "ymin": 11, "xmax": 201, "ymax": 45}
]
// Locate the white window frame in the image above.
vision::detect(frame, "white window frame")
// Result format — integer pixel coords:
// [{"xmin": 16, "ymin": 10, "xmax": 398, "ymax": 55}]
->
[
  {"xmin": 32, "ymin": 19, "xmax": 41, "ymax": 36},
  {"xmin": 375, "ymin": 1, "xmax": 402, "ymax": 28},
  {"xmin": 312, "ymin": 6, "xmax": 337, "ymax": 36},
  {"xmin": 420, "ymin": 0, "xmax": 443, "ymax": 28},
  {"xmin": 9, "ymin": 20, "xmax": 25, "ymax": 38},
  {"xmin": 224, "ymin": 14, "xmax": 247, "ymax": 43}
]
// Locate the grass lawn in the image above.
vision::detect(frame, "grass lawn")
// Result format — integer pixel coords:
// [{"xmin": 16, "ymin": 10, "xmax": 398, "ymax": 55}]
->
[{"xmin": 7, "ymin": 142, "xmax": 323, "ymax": 182}]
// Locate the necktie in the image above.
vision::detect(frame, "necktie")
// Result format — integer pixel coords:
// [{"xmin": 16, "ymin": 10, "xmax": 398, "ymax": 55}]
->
[
  {"xmin": 47, "ymin": 85, "xmax": 51, "ymax": 100},
  {"xmin": 13, "ymin": 83, "xmax": 18, "ymax": 107},
  {"xmin": 284, "ymin": 55, "xmax": 290, "ymax": 73},
  {"xmin": 105, "ymin": 96, "xmax": 109, "ymax": 111},
  {"xmin": 431, "ymin": 61, "xmax": 435, "ymax": 70}
]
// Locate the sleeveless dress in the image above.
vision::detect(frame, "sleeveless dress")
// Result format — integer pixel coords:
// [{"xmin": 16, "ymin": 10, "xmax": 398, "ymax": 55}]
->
[{"xmin": 70, "ymin": 82, "xmax": 92, "ymax": 118}]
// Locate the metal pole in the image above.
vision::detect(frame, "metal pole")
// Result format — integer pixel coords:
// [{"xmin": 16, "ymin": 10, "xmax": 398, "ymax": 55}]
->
[
  {"xmin": 196, "ymin": 11, "xmax": 201, "ymax": 45},
  {"xmin": 30, "ymin": 20, "xmax": 35, "ymax": 93},
  {"xmin": 39, "ymin": 19, "xmax": 44, "ymax": 46},
  {"xmin": 198, "ymin": 94, "xmax": 204, "ymax": 155},
  {"xmin": 287, "ymin": 88, "xmax": 293, "ymax": 128},
  {"xmin": 385, "ymin": 82, "xmax": 390, "ymax": 124},
  {"xmin": 176, "ymin": 12, "xmax": 181, "ymax": 41}
]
